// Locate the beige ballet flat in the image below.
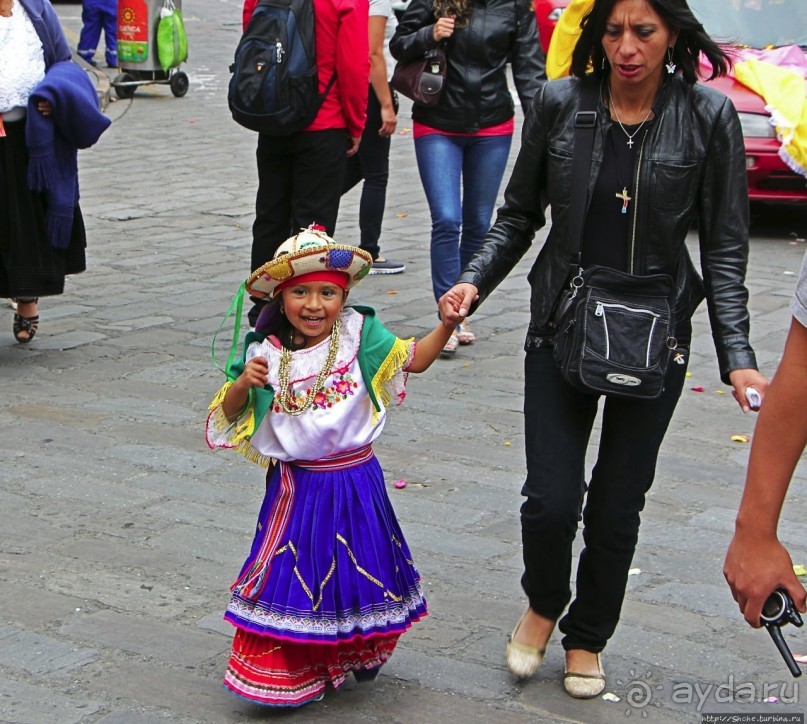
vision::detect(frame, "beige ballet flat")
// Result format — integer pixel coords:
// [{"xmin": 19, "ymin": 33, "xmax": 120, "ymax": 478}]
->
[
  {"xmin": 563, "ymin": 653, "xmax": 605, "ymax": 699},
  {"xmin": 505, "ymin": 610, "xmax": 550, "ymax": 679}
]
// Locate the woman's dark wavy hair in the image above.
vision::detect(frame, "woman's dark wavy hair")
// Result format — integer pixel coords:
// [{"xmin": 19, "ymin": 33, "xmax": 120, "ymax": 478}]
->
[
  {"xmin": 433, "ymin": 0, "xmax": 471, "ymax": 27},
  {"xmin": 570, "ymin": 0, "xmax": 732, "ymax": 84}
]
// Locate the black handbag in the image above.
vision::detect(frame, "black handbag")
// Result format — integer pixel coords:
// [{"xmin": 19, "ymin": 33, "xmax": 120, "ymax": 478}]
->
[
  {"xmin": 551, "ymin": 81, "xmax": 677, "ymax": 400},
  {"xmin": 390, "ymin": 46, "xmax": 446, "ymax": 107}
]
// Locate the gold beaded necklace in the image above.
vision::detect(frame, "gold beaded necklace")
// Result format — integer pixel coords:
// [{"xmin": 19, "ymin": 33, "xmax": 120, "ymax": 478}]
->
[{"xmin": 276, "ymin": 318, "xmax": 341, "ymax": 415}]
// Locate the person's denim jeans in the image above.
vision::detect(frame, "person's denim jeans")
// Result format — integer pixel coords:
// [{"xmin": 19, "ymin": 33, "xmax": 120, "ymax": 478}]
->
[
  {"xmin": 520, "ymin": 338, "xmax": 689, "ymax": 652},
  {"xmin": 414, "ymin": 132, "xmax": 512, "ymax": 302}
]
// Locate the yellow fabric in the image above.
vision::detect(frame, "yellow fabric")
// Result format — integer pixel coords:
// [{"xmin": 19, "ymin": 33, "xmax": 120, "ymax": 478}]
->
[
  {"xmin": 734, "ymin": 59, "xmax": 807, "ymax": 178},
  {"xmin": 208, "ymin": 381, "xmax": 271, "ymax": 468},
  {"xmin": 370, "ymin": 336, "xmax": 413, "ymax": 422},
  {"xmin": 546, "ymin": 0, "xmax": 593, "ymax": 80}
]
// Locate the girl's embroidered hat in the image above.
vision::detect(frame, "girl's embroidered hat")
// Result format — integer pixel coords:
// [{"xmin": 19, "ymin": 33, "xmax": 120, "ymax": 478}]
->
[{"xmin": 246, "ymin": 226, "xmax": 373, "ymax": 299}]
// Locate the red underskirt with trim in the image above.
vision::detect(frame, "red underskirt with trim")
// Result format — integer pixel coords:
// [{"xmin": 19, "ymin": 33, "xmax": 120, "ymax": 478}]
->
[{"xmin": 223, "ymin": 627, "xmax": 400, "ymax": 707}]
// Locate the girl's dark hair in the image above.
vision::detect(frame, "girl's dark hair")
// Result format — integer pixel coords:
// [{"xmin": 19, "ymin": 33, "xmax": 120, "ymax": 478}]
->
[
  {"xmin": 570, "ymin": 0, "xmax": 731, "ymax": 84},
  {"xmin": 254, "ymin": 298, "xmax": 306, "ymax": 350}
]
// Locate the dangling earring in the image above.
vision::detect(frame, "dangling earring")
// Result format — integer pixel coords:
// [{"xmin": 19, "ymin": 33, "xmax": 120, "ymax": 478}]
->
[
  {"xmin": 666, "ymin": 47, "xmax": 677, "ymax": 74},
  {"xmin": 279, "ymin": 305, "xmax": 285, "ymax": 315}
]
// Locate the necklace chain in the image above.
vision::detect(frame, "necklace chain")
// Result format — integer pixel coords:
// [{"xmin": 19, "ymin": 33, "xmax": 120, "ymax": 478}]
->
[
  {"xmin": 607, "ymin": 86, "xmax": 653, "ymax": 148},
  {"xmin": 276, "ymin": 317, "xmax": 341, "ymax": 416},
  {"xmin": 610, "ymin": 129, "xmax": 634, "ymax": 215}
]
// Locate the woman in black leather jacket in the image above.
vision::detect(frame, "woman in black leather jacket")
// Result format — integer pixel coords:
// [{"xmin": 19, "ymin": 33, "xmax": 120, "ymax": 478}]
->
[
  {"xmin": 439, "ymin": 0, "xmax": 768, "ymax": 698},
  {"xmin": 390, "ymin": 0, "xmax": 545, "ymax": 355}
]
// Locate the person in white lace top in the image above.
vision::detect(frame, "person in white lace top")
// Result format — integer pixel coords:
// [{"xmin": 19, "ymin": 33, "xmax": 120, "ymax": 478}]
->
[
  {"xmin": 0, "ymin": 0, "xmax": 87, "ymax": 343},
  {"xmin": 206, "ymin": 227, "xmax": 454, "ymax": 708}
]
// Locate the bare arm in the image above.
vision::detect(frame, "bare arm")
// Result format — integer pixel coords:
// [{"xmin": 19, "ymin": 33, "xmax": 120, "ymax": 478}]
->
[
  {"xmin": 407, "ymin": 321, "xmax": 456, "ymax": 373},
  {"xmin": 369, "ymin": 15, "xmax": 397, "ymax": 138},
  {"xmin": 724, "ymin": 316, "xmax": 807, "ymax": 626}
]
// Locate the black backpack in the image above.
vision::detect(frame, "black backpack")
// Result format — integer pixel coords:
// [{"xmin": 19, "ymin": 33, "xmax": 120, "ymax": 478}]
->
[{"xmin": 228, "ymin": 0, "xmax": 335, "ymax": 135}]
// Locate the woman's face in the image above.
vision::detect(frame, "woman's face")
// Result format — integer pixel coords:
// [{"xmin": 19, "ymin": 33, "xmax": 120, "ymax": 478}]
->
[{"xmin": 602, "ymin": 0, "xmax": 678, "ymax": 91}]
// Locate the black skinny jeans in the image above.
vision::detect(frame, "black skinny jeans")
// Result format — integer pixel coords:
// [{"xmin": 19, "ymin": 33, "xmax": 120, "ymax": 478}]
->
[
  {"xmin": 341, "ymin": 85, "xmax": 392, "ymax": 260},
  {"xmin": 251, "ymin": 128, "xmax": 348, "ymax": 273},
  {"xmin": 521, "ymin": 337, "xmax": 689, "ymax": 652},
  {"xmin": 249, "ymin": 128, "xmax": 348, "ymax": 325}
]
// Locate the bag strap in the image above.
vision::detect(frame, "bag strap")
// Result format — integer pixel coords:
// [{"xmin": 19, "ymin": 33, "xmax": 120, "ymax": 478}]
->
[
  {"xmin": 320, "ymin": 73, "xmax": 337, "ymax": 104},
  {"xmin": 566, "ymin": 78, "xmax": 599, "ymax": 273}
]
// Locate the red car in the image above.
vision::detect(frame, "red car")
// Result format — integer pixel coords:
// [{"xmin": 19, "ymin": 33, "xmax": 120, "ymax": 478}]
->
[
  {"xmin": 534, "ymin": 0, "xmax": 569, "ymax": 54},
  {"xmin": 689, "ymin": 0, "xmax": 807, "ymax": 204}
]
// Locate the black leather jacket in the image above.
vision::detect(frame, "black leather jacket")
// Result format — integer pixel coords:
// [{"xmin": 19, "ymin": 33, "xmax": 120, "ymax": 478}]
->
[
  {"xmin": 459, "ymin": 74, "xmax": 758, "ymax": 383},
  {"xmin": 389, "ymin": 0, "xmax": 546, "ymax": 132}
]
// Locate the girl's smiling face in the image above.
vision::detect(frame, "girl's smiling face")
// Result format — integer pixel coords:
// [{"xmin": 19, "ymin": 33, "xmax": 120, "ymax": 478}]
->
[
  {"xmin": 280, "ymin": 281, "xmax": 347, "ymax": 347},
  {"xmin": 603, "ymin": 0, "xmax": 678, "ymax": 92}
]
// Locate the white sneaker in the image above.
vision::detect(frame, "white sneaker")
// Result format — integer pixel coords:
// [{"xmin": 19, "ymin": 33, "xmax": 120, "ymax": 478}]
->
[{"xmin": 368, "ymin": 257, "xmax": 406, "ymax": 275}]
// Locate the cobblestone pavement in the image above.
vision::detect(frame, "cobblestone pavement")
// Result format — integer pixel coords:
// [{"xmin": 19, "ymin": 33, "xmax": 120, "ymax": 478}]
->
[{"xmin": 1, "ymin": 2, "xmax": 807, "ymax": 722}]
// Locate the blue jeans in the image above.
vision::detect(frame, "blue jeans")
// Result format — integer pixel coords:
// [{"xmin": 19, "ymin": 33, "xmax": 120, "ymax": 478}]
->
[{"xmin": 414, "ymin": 132, "xmax": 512, "ymax": 302}]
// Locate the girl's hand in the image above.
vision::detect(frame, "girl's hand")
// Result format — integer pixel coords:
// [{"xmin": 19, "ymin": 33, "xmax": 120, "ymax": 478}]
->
[
  {"xmin": 222, "ymin": 357, "xmax": 269, "ymax": 421},
  {"xmin": 240, "ymin": 356, "xmax": 269, "ymax": 390},
  {"xmin": 37, "ymin": 101, "xmax": 53, "ymax": 116},
  {"xmin": 438, "ymin": 283, "xmax": 479, "ymax": 327},
  {"xmin": 433, "ymin": 16, "xmax": 455, "ymax": 41},
  {"xmin": 728, "ymin": 368, "xmax": 769, "ymax": 413}
]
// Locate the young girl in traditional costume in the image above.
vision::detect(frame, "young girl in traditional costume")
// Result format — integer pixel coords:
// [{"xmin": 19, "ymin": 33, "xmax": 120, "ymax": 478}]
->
[{"xmin": 206, "ymin": 226, "xmax": 454, "ymax": 707}]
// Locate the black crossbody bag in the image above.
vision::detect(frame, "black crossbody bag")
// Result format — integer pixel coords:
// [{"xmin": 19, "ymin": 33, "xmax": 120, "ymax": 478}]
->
[{"xmin": 551, "ymin": 81, "xmax": 677, "ymax": 400}]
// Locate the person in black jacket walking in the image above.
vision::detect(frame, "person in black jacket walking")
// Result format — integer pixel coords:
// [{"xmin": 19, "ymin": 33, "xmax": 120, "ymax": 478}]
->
[
  {"xmin": 439, "ymin": 0, "xmax": 767, "ymax": 698},
  {"xmin": 390, "ymin": 0, "xmax": 545, "ymax": 355}
]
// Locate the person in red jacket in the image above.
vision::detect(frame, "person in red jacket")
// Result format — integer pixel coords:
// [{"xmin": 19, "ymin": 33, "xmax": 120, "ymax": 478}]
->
[{"xmin": 242, "ymin": 0, "xmax": 370, "ymax": 327}]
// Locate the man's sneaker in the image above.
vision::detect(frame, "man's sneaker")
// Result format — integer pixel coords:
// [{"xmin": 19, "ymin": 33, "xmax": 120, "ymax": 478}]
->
[{"xmin": 369, "ymin": 257, "xmax": 405, "ymax": 275}]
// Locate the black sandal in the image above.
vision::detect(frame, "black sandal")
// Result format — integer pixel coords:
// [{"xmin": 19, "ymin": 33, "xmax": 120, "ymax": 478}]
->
[{"xmin": 13, "ymin": 312, "xmax": 39, "ymax": 343}]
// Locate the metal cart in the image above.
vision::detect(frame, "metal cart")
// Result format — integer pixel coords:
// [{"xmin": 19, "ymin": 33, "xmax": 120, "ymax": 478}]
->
[{"xmin": 113, "ymin": 0, "xmax": 189, "ymax": 99}]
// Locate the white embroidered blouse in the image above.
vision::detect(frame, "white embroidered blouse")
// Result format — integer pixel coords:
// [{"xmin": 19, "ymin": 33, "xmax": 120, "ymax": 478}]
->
[
  {"xmin": 0, "ymin": 0, "xmax": 46, "ymax": 114},
  {"xmin": 207, "ymin": 308, "xmax": 415, "ymax": 463}
]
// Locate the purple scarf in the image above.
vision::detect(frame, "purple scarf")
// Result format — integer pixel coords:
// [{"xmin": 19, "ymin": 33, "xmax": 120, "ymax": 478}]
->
[{"xmin": 26, "ymin": 61, "xmax": 111, "ymax": 249}]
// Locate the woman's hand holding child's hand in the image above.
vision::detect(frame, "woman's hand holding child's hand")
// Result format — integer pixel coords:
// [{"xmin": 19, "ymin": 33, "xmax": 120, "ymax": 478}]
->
[{"xmin": 438, "ymin": 284, "xmax": 479, "ymax": 327}]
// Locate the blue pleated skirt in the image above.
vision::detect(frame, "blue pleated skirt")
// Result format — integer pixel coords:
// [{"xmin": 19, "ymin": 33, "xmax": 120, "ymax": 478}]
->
[{"xmin": 224, "ymin": 445, "xmax": 427, "ymax": 644}]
